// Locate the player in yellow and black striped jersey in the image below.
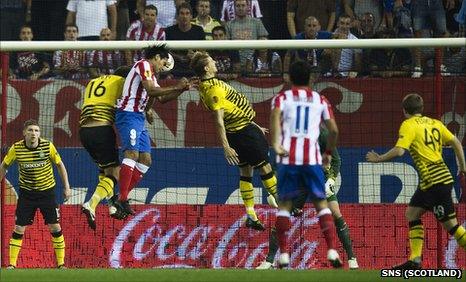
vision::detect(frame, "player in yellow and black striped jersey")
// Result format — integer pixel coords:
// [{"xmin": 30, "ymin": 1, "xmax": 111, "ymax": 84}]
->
[
  {"xmin": 79, "ymin": 67, "xmax": 131, "ymax": 228},
  {"xmin": 190, "ymin": 52, "xmax": 279, "ymax": 231},
  {"xmin": 366, "ymin": 94, "xmax": 466, "ymax": 270},
  {"xmin": 0, "ymin": 120, "xmax": 71, "ymax": 268}
]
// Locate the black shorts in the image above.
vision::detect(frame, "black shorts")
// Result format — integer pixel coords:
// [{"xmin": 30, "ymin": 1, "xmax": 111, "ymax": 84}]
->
[
  {"xmin": 16, "ymin": 188, "xmax": 59, "ymax": 226},
  {"xmin": 79, "ymin": 126, "xmax": 119, "ymax": 169},
  {"xmin": 226, "ymin": 123, "xmax": 270, "ymax": 167},
  {"xmin": 409, "ymin": 183, "xmax": 456, "ymax": 222}
]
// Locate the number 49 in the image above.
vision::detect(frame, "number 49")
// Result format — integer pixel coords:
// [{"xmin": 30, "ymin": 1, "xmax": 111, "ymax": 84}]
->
[{"xmin": 424, "ymin": 128, "xmax": 441, "ymax": 151}]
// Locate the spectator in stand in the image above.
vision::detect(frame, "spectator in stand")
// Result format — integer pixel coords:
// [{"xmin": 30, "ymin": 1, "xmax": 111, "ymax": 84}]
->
[
  {"xmin": 166, "ymin": 2, "xmax": 206, "ymax": 78},
  {"xmin": 382, "ymin": 0, "xmax": 395, "ymax": 30},
  {"xmin": 192, "ymin": 0, "xmax": 222, "ymax": 40},
  {"xmin": 287, "ymin": 0, "xmax": 336, "ymax": 38},
  {"xmin": 283, "ymin": 16, "xmax": 333, "ymax": 82},
  {"xmin": 0, "ymin": 0, "xmax": 30, "ymax": 41},
  {"xmin": 225, "ymin": 0, "xmax": 268, "ymax": 67},
  {"xmin": 411, "ymin": 0, "xmax": 455, "ymax": 78},
  {"xmin": 367, "ymin": 28, "xmax": 412, "ymax": 78},
  {"xmin": 9, "ymin": 25, "xmax": 51, "ymax": 80},
  {"xmin": 137, "ymin": 0, "xmax": 186, "ymax": 28},
  {"xmin": 331, "ymin": 14, "xmax": 362, "ymax": 78},
  {"xmin": 126, "ymin": 4, "xmax": 166, "ymax": 65},
  {"xmin": 220, "ymin": 0, "xmax": 262, "ymax": 22},
  {"xmin": 87, "ymin": 28, "xmax": 124, "ymax": 78},
  {"xmin": 342, "ymin": 0, "xmax": 383, "ymax": 29},
  {"xmin": 393, "ymin": 0, "xmax": 414, "ymax": 38},
  {"xmin": 357, "ymin": 12, "xmax": 378, "ymax": 75},
  {"xmin": 359, "ymin": 12, "xmax": 377, "ymax": 39},
  {"xmin": 53, "ymin": 24, "xmax": 89, "ymax": 80},
  {"xmin": 245, "ymin": 46, "xmax": 282, "ymax": 78},
  {"xmin": 116, "ymin": 0, "xmax": 130, "ymax": 40},
  {"xmin": 66, "ymin": 0, "xmax": 117, "ymax": 41},
  {"xmin": 209, "ymin": 26, "xmax": 241, "ymax": 80}
]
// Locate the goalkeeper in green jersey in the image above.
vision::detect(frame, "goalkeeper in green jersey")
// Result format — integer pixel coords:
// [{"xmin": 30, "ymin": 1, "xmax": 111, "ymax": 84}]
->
[{"xmin": 256, "ymin": 125, "xmax": 359, "ymax": 269}]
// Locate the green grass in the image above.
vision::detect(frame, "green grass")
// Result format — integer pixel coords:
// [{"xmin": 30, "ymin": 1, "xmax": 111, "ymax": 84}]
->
[{"xmin": 0, "ymin": 269, "xmax": 462, "ymax": 282}]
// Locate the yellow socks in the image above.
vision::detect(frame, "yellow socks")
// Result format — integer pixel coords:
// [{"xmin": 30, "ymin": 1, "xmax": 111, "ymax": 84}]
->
[
  {"xmin": 408, "ymin": 220, "xmax": 424, "ymax": 262},
  {"xmin": 51, "ymin": 231, "xmax": 65, "ymax": 267},
  {"xmin": 240, "ymin": 176, "xmax": 258, "ymax": 221},
  {"xmin": 450, "ymin": 224, "xmax": 466, "ymax": 250},
  {"xmin": 260, "ymin": 171, "xmax": 278, "ymax": 199},
  {"xmin": 89, "ymin": 176, "xmax": 116, "ymax": 211},
  {"xmin": 9, "ymin": 232, "xmax": 23, "ymax": 267}
]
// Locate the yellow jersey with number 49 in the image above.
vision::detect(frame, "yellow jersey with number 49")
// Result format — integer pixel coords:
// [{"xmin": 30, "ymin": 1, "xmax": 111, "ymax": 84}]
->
[
  {"xmin": 395, "ymin": 115, "xmax": 454, "ymax": 190},
  {"xmin": 80, "ymin": 75, "xmax": 124, "ymax": 125}
]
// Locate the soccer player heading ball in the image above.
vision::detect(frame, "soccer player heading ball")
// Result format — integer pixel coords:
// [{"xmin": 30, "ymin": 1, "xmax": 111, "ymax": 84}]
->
[{"xmin": 114, "ymin": 44, "xmax": 194, "ymax": 217}]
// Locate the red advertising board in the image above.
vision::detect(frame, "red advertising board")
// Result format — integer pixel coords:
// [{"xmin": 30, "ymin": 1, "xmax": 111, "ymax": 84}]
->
[{"xmin": 2, "ymin": 204, "xmax": 465, "ymax": 269}]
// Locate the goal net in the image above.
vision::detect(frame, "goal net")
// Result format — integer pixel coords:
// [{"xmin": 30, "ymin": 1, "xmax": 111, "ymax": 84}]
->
[{"xmin": 0, "ymin": 38, "xmax": 465, "ymax": 269}]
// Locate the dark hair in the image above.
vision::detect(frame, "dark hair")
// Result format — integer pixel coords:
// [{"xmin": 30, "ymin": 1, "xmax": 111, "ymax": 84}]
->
[
  {"xmin": 289, "ymin": 60, "xmax": 311, "ymax": 86},
  {"xmin": 176, "ymin": 2, "xmax": 192, "ymax": 16},
  {"xmin": 64, "ymin": 24, "xmax": 79, "ymax": 33},
  {"xmin": 338, "ymin": 14, "xmax": 351, "ymax": 21},
  {"xmin": 20, "ymin": 24, "xmax": 33, "ymax": 32},
  {"xmin": 23, "ymin": 119, "xmax": 39, "ymax": 129},
  {"xmin": 402, "ymin": 93, "xmax": 424, "ymax": 115},
  {"xmin": 143, "ymin": 44, "xmax": 170, "ymax": 60},
  {"xmin": 113, "ymin": 66, "xmax": 132, "ymax": 78},
  {"xmin": 212, "ymin": 25, "xmax": 226, "ymax": 35},
  {"xmin": 145, "ymin": 4, "xmax": 158, "ymax": 15},
  {"xmin": 190, "ymin": 51, "xmax": 210, "ymax": 77}
]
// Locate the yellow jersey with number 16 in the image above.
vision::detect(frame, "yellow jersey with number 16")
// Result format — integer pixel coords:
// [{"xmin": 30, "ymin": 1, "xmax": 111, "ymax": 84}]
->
[{"xmin": 80, "ymin": 75, "xmax": 124, "ymax": 125}]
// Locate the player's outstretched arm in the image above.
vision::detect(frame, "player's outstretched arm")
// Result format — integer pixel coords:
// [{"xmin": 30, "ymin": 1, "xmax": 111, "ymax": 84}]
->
[
  {"xmin": 142, "ymin": 78, "xmax": 189, "ymax": 100},
  {"xmin": 56, "ymin": 161, "xmax": 71, "ymax": 202},
  {"xmin": 366, "ymin": 146, "xmax": 405, "ymax": 163}
]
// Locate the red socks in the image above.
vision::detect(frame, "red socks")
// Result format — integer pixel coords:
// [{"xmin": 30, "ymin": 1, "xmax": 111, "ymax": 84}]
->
[
  {"xmin": 119, "ymin": 159, "xmax": 136, "ymax": 201},
  {"xmin": 318, "ymin": 208, "xmax": 336, "ymax": 250},
  {"xmin": 275, "ymin": 210, "xmax": 291, "ymax": 253}
]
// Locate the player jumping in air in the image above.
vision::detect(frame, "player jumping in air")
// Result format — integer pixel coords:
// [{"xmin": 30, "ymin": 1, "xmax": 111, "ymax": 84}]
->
[{"xmin": 190, "ymin": 51, "xmax": 279, "ymax": 231}]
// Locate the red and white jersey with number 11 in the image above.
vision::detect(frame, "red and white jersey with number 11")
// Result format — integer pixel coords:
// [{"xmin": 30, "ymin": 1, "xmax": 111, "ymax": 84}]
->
[{"xmin": 271, "ymin": 87, "xmax": 334, "ymax": 165}]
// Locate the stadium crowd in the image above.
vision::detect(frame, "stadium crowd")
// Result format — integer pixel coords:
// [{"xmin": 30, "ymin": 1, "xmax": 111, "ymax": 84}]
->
[{"xmin": 1, "ymin": 0, "xmax": 465, "ymax": 80}]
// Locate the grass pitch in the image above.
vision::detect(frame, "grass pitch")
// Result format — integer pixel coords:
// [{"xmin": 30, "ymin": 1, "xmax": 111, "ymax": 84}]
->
[{"xmin": 1, "ymin": 269, "xmax": 461, "ymax": 282}]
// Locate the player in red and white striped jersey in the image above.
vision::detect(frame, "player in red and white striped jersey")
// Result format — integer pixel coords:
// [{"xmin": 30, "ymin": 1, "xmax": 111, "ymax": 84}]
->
[
  {"xmin": 125, "ymin": 4, "xmax": 166, "ymax": 64},
  {"xmin": 271, "ymin": 88, "xmax": 333, "ymax": 166},
  {"xmin": 114, "ymin": 45, "xmax": 191, "ymax": 216},
  {"xmin": 270, "ymin": 61, "xmax": 342, "ymax": 268}
]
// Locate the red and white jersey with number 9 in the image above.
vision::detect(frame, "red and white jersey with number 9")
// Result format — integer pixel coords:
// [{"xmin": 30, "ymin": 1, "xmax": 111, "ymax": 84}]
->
[
  {"xmin": 117, "ymin": 59, "xmax": 159, "ymax": 113},
  {"xmin": 271, "ymin": 87, "xmax": 334, "ymax": 165}
]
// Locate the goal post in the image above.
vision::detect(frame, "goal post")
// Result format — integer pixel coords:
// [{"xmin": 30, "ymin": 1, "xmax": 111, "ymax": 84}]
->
[{"xmin": 0, "ymin": 38, "xmax": 465, "ymax": 269}]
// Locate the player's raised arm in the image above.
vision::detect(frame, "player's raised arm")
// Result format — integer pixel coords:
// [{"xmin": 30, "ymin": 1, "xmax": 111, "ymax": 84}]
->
[{"xmin": 152, "ymin": 78, "xmax": 190, "ymax": 103}]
